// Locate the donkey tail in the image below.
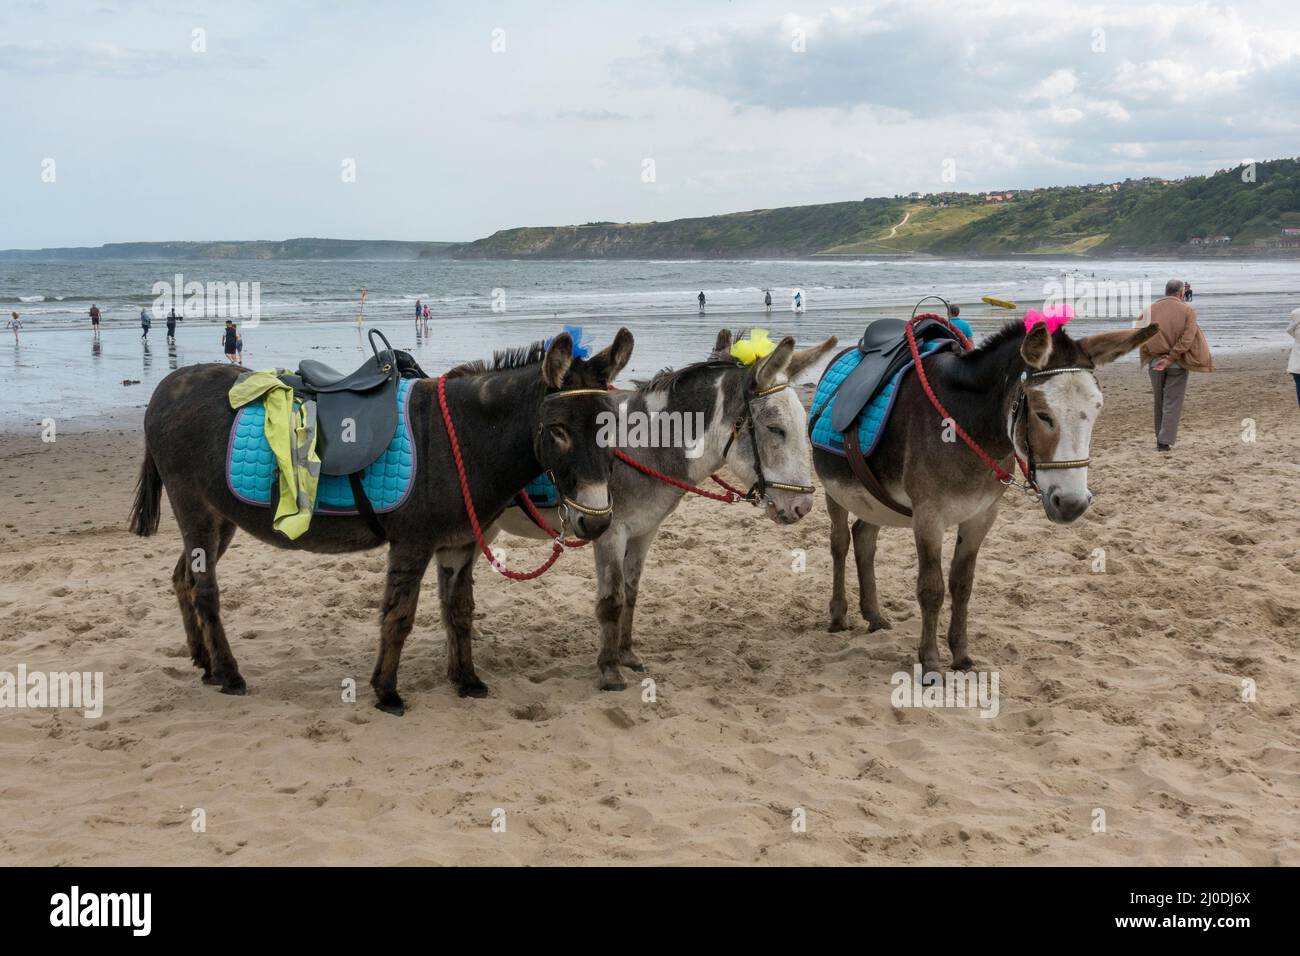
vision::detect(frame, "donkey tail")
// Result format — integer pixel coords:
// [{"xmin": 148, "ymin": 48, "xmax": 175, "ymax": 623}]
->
[{"xmin": 129, "ymin": 446, "xmax": 163, "ymax": 536}]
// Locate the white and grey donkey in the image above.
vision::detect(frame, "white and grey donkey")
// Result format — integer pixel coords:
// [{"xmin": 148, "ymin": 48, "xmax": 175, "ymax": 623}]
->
[{"xmin": 492, "ymin": 329, "xmax": 838, "ymax": 690}]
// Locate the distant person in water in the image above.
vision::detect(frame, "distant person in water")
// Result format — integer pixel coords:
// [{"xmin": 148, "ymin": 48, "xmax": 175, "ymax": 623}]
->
[
  {"xmin": 223, "ymin": 321, "xmax": 239, "ymax": 363},
  {"xmin": 764, "ymin": 290, "xmax": 772, "ymax": 313},
  {"xmin": 947, "ymin": 303, "xmax": 973, "ymax": 340},
  {"xmin": 139, "ymin": 307, "xmax": 151, "ymax": 341},
  {"xmin": 89, "ymin": 304, "xmax": 101, "ymax": 332},
  {"xmin": 7, "ymin": 311, "xmax": 20, "ymax": 342},
  {"xmin": 1288, "ymin": 307, "xmax": 1300, "ymax": 410},
  {"xmin": 698, "ymin": 291, "xmax": 706, "ymax": 313},
  {"xmin": 166, "ymin": 307, "xmax": 179, "ymax": 345},
  {"xmin": 1184, "ymin": 282, "xmax": 1194, "ymax": 302},
  {"xmin": 1136, "ymin": 278, "xmax": 1214, "ymax": 452},
  {"xmin": 415, "ymin": 299, "xmax": 422, "ymax": 324},
  {"xmin": 792, "ymin": 290, "xmax": 803, "ymax": 313}
]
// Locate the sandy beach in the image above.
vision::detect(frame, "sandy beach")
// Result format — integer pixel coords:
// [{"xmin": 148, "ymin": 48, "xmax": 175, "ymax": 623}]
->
[{"xmin": 1, "ymin": 349, "xmax": 1297, "ymax": 867}]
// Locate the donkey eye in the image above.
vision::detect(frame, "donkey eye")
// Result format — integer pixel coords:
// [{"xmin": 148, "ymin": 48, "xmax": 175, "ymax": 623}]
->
[
  {"xmin": 1036, "ymin": 412, "xmax": 1054, "ymax": 426},
  {"xmin": 548, "ymin": 424, "xmax": 570, "ymax": 444},
  {"xmin": 767, "ymin": 425, "xmax": 786, "ymax": 439}
]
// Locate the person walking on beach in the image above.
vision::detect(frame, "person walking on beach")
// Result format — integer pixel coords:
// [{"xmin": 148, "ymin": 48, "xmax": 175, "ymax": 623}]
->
[
  {"xmin": 415, "ymin": 299, "xmax": 422, "ymax": 326},
  {"xmin": 1136, "ymin": 278, "xmax": 1214, "ymax": 452},
  {"xmin": 89, "ymin": 304, "xmax": 101, "ymax": 333},
  {"xmin": 1288, "ymin": 307, "xmax": 1300, "ymax": 410},
  {"xmin": 422, "ymin": 303, "xmax": 431, "ymax": 331},
  {"xmin": 698, "ymin": 291, "xmax": 706, "ymax": 314},
  {"xmin": 166, "ymin": 307, "xmax": 179, "ymax": 345},
  {"xmin": 223, "ymin": 321, "xmax": 239, "ymax": 364},
  {"xmin": 139, "ymin": 306, "xmax": 151, "ymax": 341},
  {"xmin": 236, "ymin": 327, "xmax": 244, "ymax": 364},
  {"xmin": 764, "ymin": 290, "xmax": 772, "ymax": 314},
  {"xmin": 7, "ymin": 311, "xmax": 20, "ymax": 342},
  {"xmin": 1184, "ymin": 281, "xmax": 1194, "ymax": 302}
]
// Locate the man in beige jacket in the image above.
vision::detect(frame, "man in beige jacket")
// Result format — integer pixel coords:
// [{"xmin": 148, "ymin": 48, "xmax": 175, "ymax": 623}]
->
[{"xmin": 1136, "ymin": 279, "xmax": 1213, "ymax": 451}]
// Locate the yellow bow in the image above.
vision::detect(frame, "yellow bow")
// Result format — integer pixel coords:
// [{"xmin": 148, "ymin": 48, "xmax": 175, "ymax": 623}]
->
[{"xmin": 731, "ymin": 328, "xmax": 776, "ymax": 366}]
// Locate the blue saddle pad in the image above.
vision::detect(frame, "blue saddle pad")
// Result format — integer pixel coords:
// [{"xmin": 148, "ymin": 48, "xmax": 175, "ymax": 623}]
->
[
  {"xmin": 809, "ymin": 340, "xmax": 946, "ymax": 458},
  {"xmin": 519, "ymin": 472, "xmax": 559, "ymax": 508},
  {"xmin": 227, "ymin": 378, "xmax": 417, "ymax": 514}
]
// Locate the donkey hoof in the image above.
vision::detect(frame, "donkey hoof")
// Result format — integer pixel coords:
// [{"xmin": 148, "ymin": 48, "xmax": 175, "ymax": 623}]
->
[
  {"xmin": 219, "ymin": 677, "xmax": 247, "ymax": 696},
  {"xmin": 201, "ymin": 672, "xmax": 220, "ymax": 685},
  {"xmin": 827, "ymin": 619, "xmax": 849, "ymax": 633},
  {"xmin": 918, "ymin": 666, "xmax": 943, "ymax": 687},
  {"xmin": 866, "ymin": 616, "xmax": 892, "ymax": 633},
  {"xmin": 374, "ymin": 694, "xmax": 406, "ymax": 716},
  {"xmin": 619, "ymin": 652, "xmax": 645, "ymax": 672},
  {"xmin": 952, "ymin": 656, "xmax": 975, "ymax": 671},
  {"xmin": 457, "ymin": 680, "xmax": 489, "ymax": 699},
  {"xmin": 599, "ymin": 668, "xmax": 627, "ymax": 692}
]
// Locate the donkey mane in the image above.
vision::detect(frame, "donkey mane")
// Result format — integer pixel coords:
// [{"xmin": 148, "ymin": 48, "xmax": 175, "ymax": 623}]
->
[
  {"xmin": 445, "ymin": 340, "xmax": 548, "ymax": 379},
  {"xmin": 637, "ymin": 358, "xmax": 741, "ymax": 394},
  {"xmin": 948, "ymin": 319, "xmax": 1091, "ymax": 391}
]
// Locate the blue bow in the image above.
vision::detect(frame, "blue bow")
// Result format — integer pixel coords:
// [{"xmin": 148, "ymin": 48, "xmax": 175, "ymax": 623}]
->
[{"xmin": 546, "ymin": 324, "xmax": 591, "ymax": 359}]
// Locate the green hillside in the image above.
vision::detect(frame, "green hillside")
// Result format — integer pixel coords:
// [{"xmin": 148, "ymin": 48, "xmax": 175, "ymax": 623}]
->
[{"xmin": 453, "ymin": 158, "xmax": 1300, "ymax": 259}]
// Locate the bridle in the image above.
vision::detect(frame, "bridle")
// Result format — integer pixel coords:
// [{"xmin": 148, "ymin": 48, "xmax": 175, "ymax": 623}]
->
[
  {"xmin": 721, "ymin": 377, "xmax": 817, "ymax": 503},
  {"xmin": 535, "ymin": 387, "xmax": 615, "ymax": 532},
  {"xmin": 1007, "ymin": 366, "xmax": 1097, "ymax": 491}
]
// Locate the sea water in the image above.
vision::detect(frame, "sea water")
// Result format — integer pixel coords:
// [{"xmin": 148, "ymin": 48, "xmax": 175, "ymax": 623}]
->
[{"xmin": 1, "ymin": 257, "xmax": 1295, "ymax": 427}]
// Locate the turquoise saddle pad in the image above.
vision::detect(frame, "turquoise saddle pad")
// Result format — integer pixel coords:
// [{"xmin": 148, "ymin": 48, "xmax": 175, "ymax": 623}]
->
[
  {"xmin": 518, "ymin": 472, "xmax": 559, "ymax": 509},
  {"xmin": 227, "ymin": 377, "xmax": 416, "ymax": 514},
  {"xmin": 809, "ymin": 340, "xmax": 946, "ymax": 458}
]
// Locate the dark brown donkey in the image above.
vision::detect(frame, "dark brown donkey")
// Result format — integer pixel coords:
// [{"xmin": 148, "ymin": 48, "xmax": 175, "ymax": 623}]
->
[
  {"xmin": 815, "ymin": 318, "xmax": 1156, "ymax": 675},
  {"xmin": 129, "ymin": 330, "xmax": 633, "ymax": 713}
]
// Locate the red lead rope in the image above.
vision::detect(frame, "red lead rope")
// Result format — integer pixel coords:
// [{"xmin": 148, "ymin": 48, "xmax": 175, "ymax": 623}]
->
[
  {"xmin": 904, "ymin": 314, "xmax": 1030, "ymax": 485},
  {"xmin": 437, "ymin": 375, "xmax": 753, "ymax": 581},
  {"xmin": 613, "ymin": 449, "xmax": 748, "ymax": 503},
  {"xmin": 438, "ymin": 374, "xmax": 570, "ymax": 580}
]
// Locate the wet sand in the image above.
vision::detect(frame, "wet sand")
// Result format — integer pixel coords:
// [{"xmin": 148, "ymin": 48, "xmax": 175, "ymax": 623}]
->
[{"xmin": 0, "ymin": 350, "xmax": 1297, "ymax": 865}]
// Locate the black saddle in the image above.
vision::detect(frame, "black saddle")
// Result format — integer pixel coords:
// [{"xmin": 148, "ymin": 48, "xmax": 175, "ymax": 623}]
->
[
  {"xmin": 280, "ymin": 329, "xmax": 427, "ymax": 478},
  {"xmin": 828, "ymin": 317, "xmax": 958, "ymax": 434}
]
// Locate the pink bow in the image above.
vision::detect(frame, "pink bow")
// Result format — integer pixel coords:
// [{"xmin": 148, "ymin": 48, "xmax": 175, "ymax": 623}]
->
[{"xmin": 1024, "ymin": 304, "xmax": 1073, "ymax": 335}]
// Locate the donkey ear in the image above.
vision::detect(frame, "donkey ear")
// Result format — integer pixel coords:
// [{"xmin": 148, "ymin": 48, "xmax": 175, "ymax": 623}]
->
[
  {"xmin": 588, "ymin": 327, "xmax": 634, "ymax": 384},
  {"xmin": 542, "ymin": 332, "xmax": 574, "ymax": 388},
  {"xmin": 1020, "ymin": 323, "xmax": 1052, "ymax": 370},
  {"xmin": 754, "ymin": 336, "xmax": 796, "ymax": 390},
  {"xmin": 787, "ymin": 336, "xmax": 839, "ymax": 380},
  {"xmin": 1079, "ymin": 325, "xmax": 1158, "ymax": 367},
  {"xmin": 710, "ymin": 328, "xmax": 733, "ymax": 359}
]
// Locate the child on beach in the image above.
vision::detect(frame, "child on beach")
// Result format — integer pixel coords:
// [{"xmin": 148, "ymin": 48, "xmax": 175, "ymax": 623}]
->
[{"xmin": 7, "ymin": 311, "xmax": 20, "ymax": 342}]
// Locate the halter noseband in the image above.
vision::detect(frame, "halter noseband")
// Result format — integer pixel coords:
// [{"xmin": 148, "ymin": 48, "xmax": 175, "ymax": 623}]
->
[
  {"xmin": 1009, "ymin": 366, "xmax": 1096, "ymax": 486},
  {"xmin": 721, "ymin": 379, "xmax": 817, "ymax": 503},
  {"xmin": 537, "ymin": 387, "xmax": 615, "ymax": 528}
]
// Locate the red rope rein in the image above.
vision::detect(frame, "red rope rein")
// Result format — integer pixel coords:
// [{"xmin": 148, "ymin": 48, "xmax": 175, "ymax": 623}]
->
[
  {"xmin": 437, "ymin": 373, "xmax": 569, "ymax": 581},
  {"xmin": 904, "ymin": 314, "xmax": 1030, "ymax": 485},
  {"xmin": 613, "ymin": 449, "xmax": 748, "ymax": 503}
]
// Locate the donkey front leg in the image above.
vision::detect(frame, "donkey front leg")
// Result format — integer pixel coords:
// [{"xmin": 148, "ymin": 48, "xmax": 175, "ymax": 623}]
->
[
  {"xmin": 370, "ymin": 541, "xmax": 435, "ymax": 714},
  {"xmin": 594, "ymin": 527, "xmax": 630, "ymax": 690},
  {"xmin": 827, "ymin": 495, "xmax": 852, "ymax": 632},
  {"xmin": 851, "ymin": 518, "xmax": 890, "ymax": 632},
  {"xmin": 617, "ymin": 531, "xmax": 655, "ymax": 672},
  {"xmin": 434, "ymin": 542, "xmax": 487, "ymax": 699},
  {"xmin": 912, "ymin": 509, "xmax": 946, "ymax": 677},
  {"xmin": 947, "ymin": 503, "xmax": 999, "ymax": 671}
]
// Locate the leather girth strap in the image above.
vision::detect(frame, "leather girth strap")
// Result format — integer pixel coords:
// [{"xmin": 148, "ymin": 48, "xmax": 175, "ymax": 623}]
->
[
  {"xmin": 348, "ymin": 471, "xmax": 387, "ymax": 540},
  {"xmin": 844, "ymin": 426, "xmax": 913, "ymax": 519}
]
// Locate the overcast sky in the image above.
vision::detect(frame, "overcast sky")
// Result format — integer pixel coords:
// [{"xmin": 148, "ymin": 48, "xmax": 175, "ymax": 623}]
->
[{"xmin": 3, "ymin": 0, "xmax": 1299, "ymax": 247}]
